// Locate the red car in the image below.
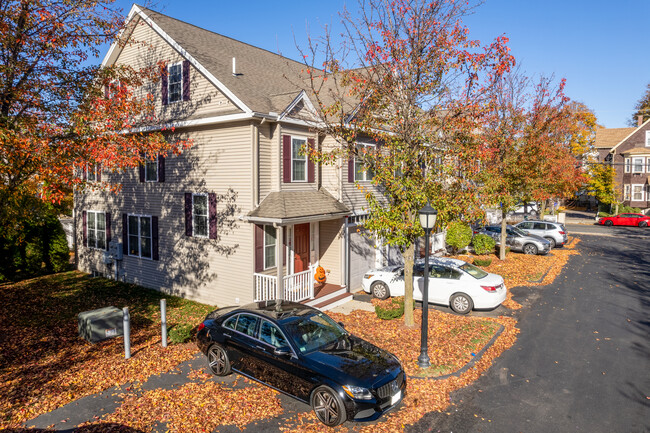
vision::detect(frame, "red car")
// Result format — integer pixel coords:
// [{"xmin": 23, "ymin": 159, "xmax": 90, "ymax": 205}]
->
[{"xmin": 598, "ymin": 213, "xmax": 650, "ymax": 227}]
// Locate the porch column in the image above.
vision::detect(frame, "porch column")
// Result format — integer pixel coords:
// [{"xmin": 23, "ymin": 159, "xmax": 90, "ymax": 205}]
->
[{"xmin": 275, "ymin": 224, "xmax": 284, "ymax": 305}]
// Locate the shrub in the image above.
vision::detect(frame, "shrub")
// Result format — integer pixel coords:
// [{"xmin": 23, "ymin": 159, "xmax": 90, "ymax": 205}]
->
[
  {"xmin": 472, "ymin": 234, "xmax": 496, "ymax": 255},
  {"xmin": 619, "ymin": 205, "xmax": 642, "ymax": 213},
  {"xmin": 168, "ymin": 323, "xmax": 195, "ymax": 344},
  {"xmin": 473, "ymin": 258, "xmax": 492, "ymax": 267},
  {"xmin": 446, "ymin": 221, "xmax": 473, "ymax": 254},
  {"xmin": 372, "ymin": 297, "xmax": 405, "ymax": 320}
]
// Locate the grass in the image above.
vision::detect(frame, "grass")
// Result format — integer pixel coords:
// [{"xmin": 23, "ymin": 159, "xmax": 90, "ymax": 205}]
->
[{"xmin": 0, "ymin": 271, "xmax": 214, "ymax": 429}]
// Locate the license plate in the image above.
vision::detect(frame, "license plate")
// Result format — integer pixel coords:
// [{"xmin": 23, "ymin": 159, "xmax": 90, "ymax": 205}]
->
[{"xmin": 391, "ymin": 390, "xmax": 401, "ymax": 405}]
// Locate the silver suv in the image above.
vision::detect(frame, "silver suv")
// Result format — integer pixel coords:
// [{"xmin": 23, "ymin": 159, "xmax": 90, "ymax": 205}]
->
[
  {"xmin": 515, "ymin": 221, "xmax": 568, "ymax": 248},
  {"xmin": 476, "ymin": 225, "xmax": 551, "ymax": 255}
]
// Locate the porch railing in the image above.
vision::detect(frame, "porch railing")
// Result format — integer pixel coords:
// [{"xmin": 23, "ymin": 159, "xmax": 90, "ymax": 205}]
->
[{"xmin": 254, "ymin": 266, "xmax": 314, "ymax": 303}]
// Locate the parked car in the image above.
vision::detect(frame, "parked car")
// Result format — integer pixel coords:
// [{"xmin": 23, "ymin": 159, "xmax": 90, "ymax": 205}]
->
[
  {"xmin": 598, "ymin": 213, "xmax": 650, "ymax": 227},
  {"xmin": 507, "ymin": 202, "xmax": 540, "ymax": 217},
  {"xmin": 514, "ymin": 220, "xmax": 568, "ymax": 248},
  {"xmin": 476, "ymin": 224, "xmax": 551, "ymax": 255},
  {"xmin": 361, "ymin": 257, "xmax": 506, "ymax": 314},
  {"xmin": 196, "ymin": 301, "xmax": 406, "ymax": 427}
]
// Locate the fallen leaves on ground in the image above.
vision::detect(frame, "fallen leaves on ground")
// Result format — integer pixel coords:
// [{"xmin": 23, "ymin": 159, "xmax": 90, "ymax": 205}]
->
[{"xmin": 95, "ymin": 381, "xmax": 283, "ymax": 432}]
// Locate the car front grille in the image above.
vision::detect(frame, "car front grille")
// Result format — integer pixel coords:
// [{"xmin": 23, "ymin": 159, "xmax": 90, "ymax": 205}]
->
[{"xmin": 376, "ymin": 372, "xmax": 404, "ymax": 399}]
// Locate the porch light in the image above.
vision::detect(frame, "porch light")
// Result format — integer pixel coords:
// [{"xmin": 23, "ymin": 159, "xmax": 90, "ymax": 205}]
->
[
  {"xmin": 417, "ymin": 202, "xmax": 437, "ymax": 369},
  {"xmin": 418, "ymin": 202, "xmax": 438, "ymax": 230}
]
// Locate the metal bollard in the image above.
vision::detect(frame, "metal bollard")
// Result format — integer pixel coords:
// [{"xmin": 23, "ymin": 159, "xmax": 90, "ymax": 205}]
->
[
  {"xmin": 161, "ymin": 299, "xmax": 167, "ymax": 348},
  {"xmin": 123, "ymin": 307, "xmax": 131, "ymax": 359}
]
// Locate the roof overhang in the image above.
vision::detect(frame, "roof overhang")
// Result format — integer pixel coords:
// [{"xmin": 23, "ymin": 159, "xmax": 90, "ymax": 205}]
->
[{"xmin": 244, "ymin": 190, "xmax": 351, "ymax": 225}]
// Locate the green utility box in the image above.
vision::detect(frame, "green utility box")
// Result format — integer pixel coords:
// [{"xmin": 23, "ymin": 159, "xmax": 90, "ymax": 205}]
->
[{"xmin": 78, "ymin": 306, "xmax": 123, "ymax": 343}]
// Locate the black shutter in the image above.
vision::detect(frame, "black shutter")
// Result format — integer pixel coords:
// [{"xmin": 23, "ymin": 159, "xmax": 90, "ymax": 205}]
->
[
  {"xmin": 161, "ymin": 64, "xmax": 168, "ymax": 105},
  {"xmin": 82, "ymin": 211, "xmax": 87, "ymax": 247},
  {"xmin": 307, "ymin": 138, "xmax": 315, "ymax": 183},
  {"xmin": 152, "ymin": 216, "xmax": 159, "ymax": 261},
  {"xmin": 96, "ymin": 163, "xmax": 101, "ymax": 182},
  {"xmin": 139, "ymin": 154, "xmax": 145, "ymax": 183},
  {"xmin": 105, "ymin": 213, "xmax": 111, "ymax": 250},
  {"xmin": 158, "ymin": 155, "xmax": 165, "ymax": 182},
  {"xmin": 348, "ymin": 157, "xmax": 354, "ymax": 183},
  {"xmin": 282, "ymin": 135, "xmax": 291, "ymax": 183},
  {"xmin": 254, "ymin": 224, "xmax": 264, "ymax": 272},
  {"xmin": 182, "ymin": 60, "xmax": 190, "ymax": 101},
  {"xmin": 185, "ymin": 193, "xmax": 192, "ymax": 236},
  {"xmin": 209, "ymin": 193, "xmax": 217, "ymax": 240},
  {"xmin": 122, "ymin": 213, "xmax": 128, "ymax": 255}
]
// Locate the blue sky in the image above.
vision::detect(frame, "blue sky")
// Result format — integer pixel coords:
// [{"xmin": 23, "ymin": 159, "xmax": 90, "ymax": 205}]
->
[{"xmin": 108, "ymin": 0, "xmax": 650, "ymax": 128}]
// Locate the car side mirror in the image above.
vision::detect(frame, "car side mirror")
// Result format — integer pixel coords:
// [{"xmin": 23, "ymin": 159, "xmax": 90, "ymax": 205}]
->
[
  {"xmin": 273, "ymin": 346, "xmax": 292, "ymax": 357},
  {"xmin": 338, "ymin": 321, "xmax": 346, "ymax": 328}
]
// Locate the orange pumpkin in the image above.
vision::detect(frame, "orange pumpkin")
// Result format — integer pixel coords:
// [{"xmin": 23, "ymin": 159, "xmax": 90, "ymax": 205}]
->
[{"xmin": 314, "ymin": 266, "xmax": 327, "ymax": 283}]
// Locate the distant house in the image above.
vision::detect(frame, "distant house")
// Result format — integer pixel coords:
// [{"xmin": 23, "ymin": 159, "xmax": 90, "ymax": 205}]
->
[
  {"xmin": 594, "ymin": 116, "xmax": 650, "ymax": 210},
  {"xmin": 75, "ymin": 5, "xmax": 401, "ymax": 309}
]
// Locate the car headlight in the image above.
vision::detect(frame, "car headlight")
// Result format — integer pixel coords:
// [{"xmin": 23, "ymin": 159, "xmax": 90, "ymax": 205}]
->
[{"xmin": 342, "ymin": 384, "xmax": 372, "ymax": 400}]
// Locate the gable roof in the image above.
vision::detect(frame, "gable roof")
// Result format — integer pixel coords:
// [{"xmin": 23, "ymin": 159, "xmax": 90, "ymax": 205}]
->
[
  {"xmin": 594, "ymin": 127, "xmax": 634, "ymax": 149},
  {"xmin": 603, "ymin": 117, "xmax": 650, "ymax": 153},
  {"xmin": 246, "ymin": 189, "xmax": 350, "ymax": 224}
]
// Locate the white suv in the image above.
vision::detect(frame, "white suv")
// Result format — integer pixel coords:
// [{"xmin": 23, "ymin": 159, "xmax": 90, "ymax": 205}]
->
[{"xmin": 515, "ymin": 220, "xmax": 568, "ymax": 248}]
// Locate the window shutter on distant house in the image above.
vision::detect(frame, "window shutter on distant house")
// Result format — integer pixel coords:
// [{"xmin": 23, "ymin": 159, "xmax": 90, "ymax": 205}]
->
[
  {"xmin": 282, "ymin": 135, "xmax": 291, "ymax": 183},
  {"xmin": 139, "ymin": 156, "xmax": 145, "ymax": 182},
  {"xmin": 185, "ymin": 193, "xmax": 192, "ymax": 236},
  {"xmin": 106, "ymin": 213, "xmax": 111, "ymax": 249},
  {"xmin": 307, "ymin": 138, "xmax": 315, "ymax": 183},
  {"xmin": 348, "ymin": 157, "xmax": 354, "ymax": 183},
  {"xmin": 182, "ymin": 60, "xmax": 190, "ymax": 101},
  {"xmin": 96, "ymin": 163, "xmax": 101, "ymax": 182},
  {"xmin": 158, "ymin": 155, "xmax": 165, "ymax": 182},
  {"xmin": 209, "ymin": 193, "xmax": 217, "ymax": 239},
  {"xmin": 122, "ymin": 214, "xmax": 128, "ymax": 255},
  {"xmin": 254, "ymin": 224, "xmax": 264, "ymax": 272},
  {"xmin": 82, "ymin": 211, "xmax": 87, "ymax": 247},
  {"xmin": 161, "ymin": 64, "xmax": 168, "ymax": 105},
  {"xmin": 152, "ymin": 216, "xmax": 159, "ymax": 260}
]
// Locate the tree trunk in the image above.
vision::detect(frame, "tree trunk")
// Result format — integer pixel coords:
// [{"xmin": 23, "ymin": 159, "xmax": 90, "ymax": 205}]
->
[
  {"xmin": 540, "ymin": 200, "xmax": 546, "ymax": 218},
  {"xmin": 403, "ymin": 242, "xmax": 415, "ymax": 327},
  {"xmin": 499, "ymin": 211, "xmax": 507, "ymax": 261}
]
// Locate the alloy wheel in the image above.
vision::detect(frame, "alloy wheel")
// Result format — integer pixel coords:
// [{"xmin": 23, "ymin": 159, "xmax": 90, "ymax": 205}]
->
[{"xmin": 313, "ymin": 388, "xmax": 342, "ymax": 426}]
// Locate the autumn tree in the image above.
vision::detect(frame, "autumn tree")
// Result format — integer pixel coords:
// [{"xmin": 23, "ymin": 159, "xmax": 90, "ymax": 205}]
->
[
  {"xmin": 0, "ymin": 0, "xmax": 190, "ymax": 277},
  {"xmin": 629, "ymin": 81, "xmax": 650, "ymax": 126},
  {"xmin": 588, "ymin": 162, "xmax": 619, "ymax": 214},
  {"xmin": 300, "ymin": 0, "xmax": 513, "ymax": 326}
]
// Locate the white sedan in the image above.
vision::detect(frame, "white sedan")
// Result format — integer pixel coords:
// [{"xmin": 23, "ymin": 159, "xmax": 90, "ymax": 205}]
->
[{"xmin": 361, "ymin": 257, "xmax": 506, "ymax": 314}]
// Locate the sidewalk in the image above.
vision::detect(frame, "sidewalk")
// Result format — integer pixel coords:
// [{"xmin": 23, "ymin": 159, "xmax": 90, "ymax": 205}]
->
[{"xmin": 563, "ymin": 209, "xmax": 598, "ymax": 225}]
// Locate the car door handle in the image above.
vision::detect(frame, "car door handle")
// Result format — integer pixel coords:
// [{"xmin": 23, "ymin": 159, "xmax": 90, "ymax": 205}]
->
[
  {"xmin": 223, "ymin": 332, "xmax": 232, "ymax": 338},
  {"xmin": 255, "ymin": 345, "xmax": 267, "ymax": 351}
]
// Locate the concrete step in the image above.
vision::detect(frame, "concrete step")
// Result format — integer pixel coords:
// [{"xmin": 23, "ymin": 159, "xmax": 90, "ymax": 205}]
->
[
  {"xmin": 303, "ymin": 288, "xmax": 348, "ymax": 307},
  {"xmin": 311, "ymin": 292, "xmax": 354, "ymax": 311}
]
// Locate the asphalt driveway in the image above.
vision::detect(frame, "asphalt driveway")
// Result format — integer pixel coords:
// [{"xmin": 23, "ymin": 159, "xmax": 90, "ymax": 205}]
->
[{"xmin": 410, "ymin": 233, "xmax": 650, "ymax": 432}]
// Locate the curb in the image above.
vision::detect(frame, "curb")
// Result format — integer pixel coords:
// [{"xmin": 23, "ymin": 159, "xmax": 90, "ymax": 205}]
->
[{"xmin": 408, "ymin": 324, "xmax": 505, "ymax": 381}]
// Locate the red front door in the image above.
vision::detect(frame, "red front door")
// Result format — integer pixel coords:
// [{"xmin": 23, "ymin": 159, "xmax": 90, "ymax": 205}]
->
[{"xmin": 293, "ymin": 223, "xmax": 310, "ymax": 273}]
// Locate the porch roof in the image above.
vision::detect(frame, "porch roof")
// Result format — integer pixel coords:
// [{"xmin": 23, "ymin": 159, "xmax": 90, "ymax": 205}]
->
[{"xmin": 245, "ymin": 189, "xmax": 351, "ymax": 224}]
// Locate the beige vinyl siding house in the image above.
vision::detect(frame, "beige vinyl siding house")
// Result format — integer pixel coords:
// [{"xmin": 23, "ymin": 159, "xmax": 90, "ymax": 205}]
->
[{"xmin": 75, "ymin": 4, "xmax": 400, "ymax": 309}]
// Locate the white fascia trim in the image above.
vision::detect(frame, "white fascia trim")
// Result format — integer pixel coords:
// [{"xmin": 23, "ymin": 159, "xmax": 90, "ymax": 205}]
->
[
  {"xmin": 279, "ymin": 90, "xmax": 320, "ymax": 121},
  {"xmin": 103, "ymin": 5, "xmax": 253, "ymax": 116},
  {"xmin": 101, "ymin": 5, "xmax": 140, "ymax": 67},
  {"xmin": 126, "ymin": 112, "xmax": 255, "ymax": 133},
  {"xmin": 610, "ymin": 117, "xmax": 650, "ymax": 154}
]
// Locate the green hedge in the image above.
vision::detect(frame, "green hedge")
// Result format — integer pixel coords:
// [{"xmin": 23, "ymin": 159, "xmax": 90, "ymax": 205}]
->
[
  {"xmin": 472, "ymin": 234, "xmax": 496, "ymax": 255},
  {"xmin": 446, "ymin": 221, "xmax": 473, "ymax": 254}
]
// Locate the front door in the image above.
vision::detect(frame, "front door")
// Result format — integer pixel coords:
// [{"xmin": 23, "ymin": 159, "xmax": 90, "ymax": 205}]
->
[{"xmin": 293, "ymin": 223, "xmax": 310, "ymax": 273}]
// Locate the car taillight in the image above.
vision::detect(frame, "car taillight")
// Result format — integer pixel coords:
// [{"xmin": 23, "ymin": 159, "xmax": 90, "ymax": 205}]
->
[
  {"xmin": 559, "ymin": 231, "xmax": 566, "ymax": 235},
  {"xmin": 481, "ymin": 285, "xmax": 498, "ymax": 292},
  {"xmin": 198, "ymin": 322, "xmax": 205, "ymax": 332}
]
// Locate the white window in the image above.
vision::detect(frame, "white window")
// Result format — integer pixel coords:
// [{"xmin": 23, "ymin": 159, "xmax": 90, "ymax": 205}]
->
[
  {"xmin": 291, "ymin": 137, "xmax": 307, "ymax": 182},
  {"xmin": 264, "ymin": 225, "xmax": 276, "ymax": 269},
  {"xmin": 632, "ymin": 184, "xmax": 645, "ymax": 201},
  {"xmin": 624, "ymin": 158, "xmax": 631, "ymax": 173},
  {"xmin": 145, "ymin": 156, "xmax": 158, "ymax": 182},
  {"xmin": 87, "ymin": 211, "xmax": 106, "ymax": 249},
  {"xmin": 647, "ymin": 158, "xmax": 650, "ymax": 173},
  {"xmin": 632, "ymin": 157, "xmax": 645, "ymax": 173},
  {"xmin": 624, "ymin": 184, "xmax": 631, "ymax": 201},
  {"xmin": 192, "ymin": 194, "xmax": 208, "ymax": 238},
  {"xmin": 168, "ymin": 62, "xmax": 182, "ymax": 103},
  {"xmin": 354, "ymin": 144, "xmax": 375, "ymax": 181},
  {"xmin": 646, "ymin": 131, "xmax": 650, "ymax": 147},
  {"xmin": 128, "ymin": 215, "xmax": 152, "ymax": 259}
]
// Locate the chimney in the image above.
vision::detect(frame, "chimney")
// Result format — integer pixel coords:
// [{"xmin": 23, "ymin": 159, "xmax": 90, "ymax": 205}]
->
[{"xmin": 638, "ymin": 114, "xmax": 644, "ymax": 127}]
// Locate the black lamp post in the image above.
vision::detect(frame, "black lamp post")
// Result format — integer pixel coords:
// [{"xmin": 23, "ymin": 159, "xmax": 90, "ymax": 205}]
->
[{"xmin": 417, "ymin": 202, "xmax": 437, "ymax": 369}]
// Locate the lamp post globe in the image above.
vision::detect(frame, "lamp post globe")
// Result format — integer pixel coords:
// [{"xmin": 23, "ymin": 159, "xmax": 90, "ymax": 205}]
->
[{"xmin": 417, "ymin": 202, "xmax": 437, "ymax": 369}]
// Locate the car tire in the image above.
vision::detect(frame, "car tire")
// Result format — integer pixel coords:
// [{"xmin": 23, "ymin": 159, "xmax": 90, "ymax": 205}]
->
[
  {"xmin": 450, "ymin": 293, "xmax": 473, "ymax": 315},
  {"xmin": 639, "ymin": 221, "xmax": 648, "ymax": 227},
  {"xmin": 544, "ymin": 237, "xmax": 556, "ymax": 248},
  {"xmin": 207, "ymin": 344, "xmax": 231, "ymax": 376},
  {"xmin": 523, "ymin": 243, "xmax": 538, "ymax": 255},
  {"xmin": 604, "ymin": 220, "xmax": 613, "ymax": 226},
  {"xmin": 311, "ymin": 385, "xmax": 347, "ymax": 427},
  {"xmin": 371, "ymin": 281, "xmax": 390, "ymax": 300}
]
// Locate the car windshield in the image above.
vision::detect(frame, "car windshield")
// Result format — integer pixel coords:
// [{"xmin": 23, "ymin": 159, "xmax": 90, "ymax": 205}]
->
[
  {"xmin": 282, "ymin": 312, "xmax": 347, "ymax": 354},
  {"xmin": 509, "ymin": 226, "xmax": 528, "ymax": 237},
  {"xmin": 460, "ymin": 263, "xmax": 488, "ymax": 279}
]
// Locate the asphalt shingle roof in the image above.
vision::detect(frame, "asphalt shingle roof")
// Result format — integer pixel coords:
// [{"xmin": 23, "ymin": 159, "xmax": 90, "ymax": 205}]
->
[
  {"xmin": 594, "ymin": 127, "xmax": 635, "ymax": 149},
  {"xmin": 247, "ymin": 190, "xmax": 350, "ymax": 221}
]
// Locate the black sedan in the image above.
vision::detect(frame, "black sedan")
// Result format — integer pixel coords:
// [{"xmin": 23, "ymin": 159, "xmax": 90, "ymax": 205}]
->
[{"xmin": 196, "ymin": 301, "xmax": 406, "ymax": 427}]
